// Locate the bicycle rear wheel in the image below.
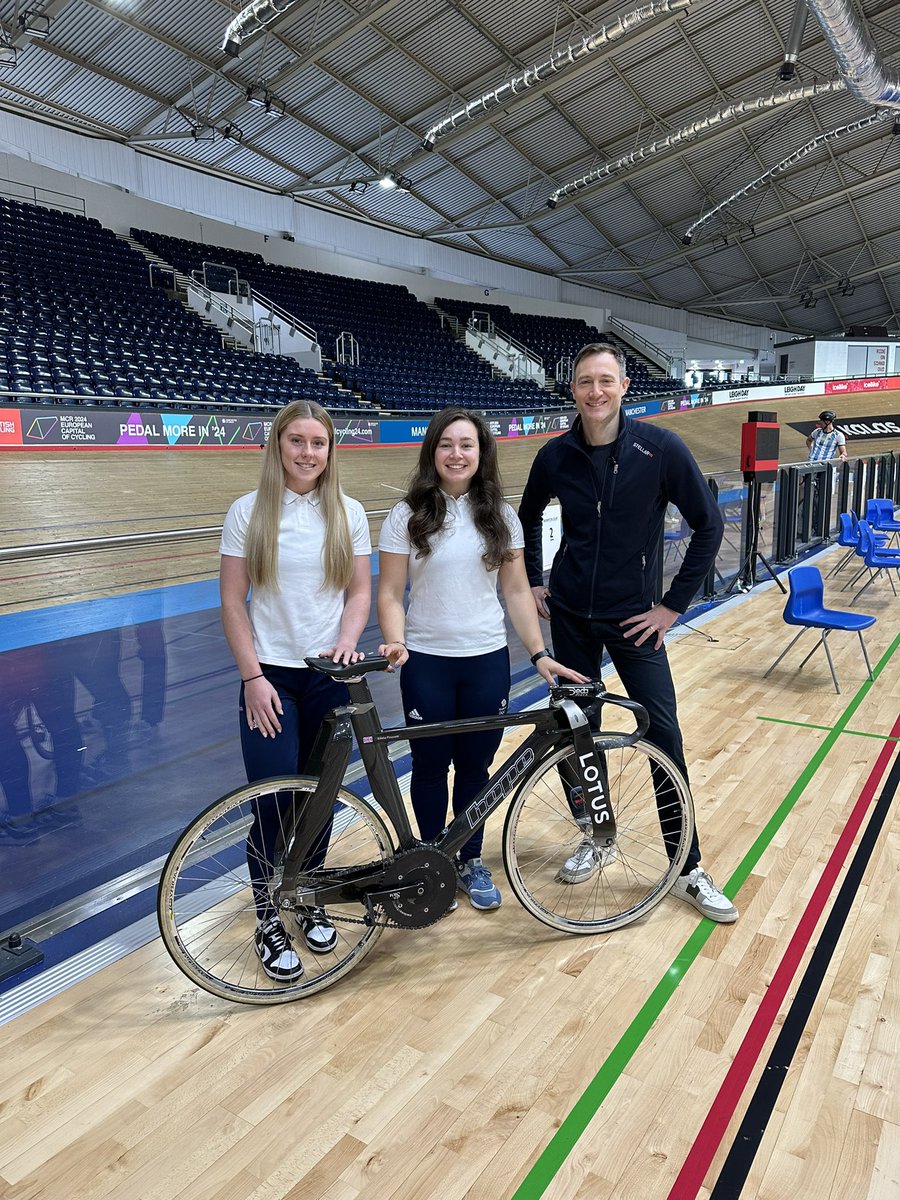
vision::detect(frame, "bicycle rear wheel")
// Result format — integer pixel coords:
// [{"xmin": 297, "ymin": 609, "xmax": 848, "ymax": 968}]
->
[
  {"xmin": 157, "ymin": 775, "xmax": 394, "ymax": 1004},
  {"xmin": 502, "ymin": 738, "xmax": 694, "ymax": 934}
]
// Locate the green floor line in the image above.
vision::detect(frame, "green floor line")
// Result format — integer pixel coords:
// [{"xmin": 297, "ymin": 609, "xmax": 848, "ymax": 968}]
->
[
  {"xmin": 758, "ymin": 715, "xmax": 900, "ymax": 742},
  {"xmin": 511, "ymin": 631, "xmax": 900, "ymax": 1200}
]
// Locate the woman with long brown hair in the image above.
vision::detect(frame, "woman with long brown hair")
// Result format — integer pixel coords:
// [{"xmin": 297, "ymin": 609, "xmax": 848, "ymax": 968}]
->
[{"xmin": 377, "ymin": 408, "xmax": 585, "ymax": 911}]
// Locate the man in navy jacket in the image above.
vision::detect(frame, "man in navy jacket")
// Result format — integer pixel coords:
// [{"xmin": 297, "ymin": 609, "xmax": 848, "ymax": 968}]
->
[{"xmin": 519, "ymin": 342, "xmax": 737, "ymax": 923}]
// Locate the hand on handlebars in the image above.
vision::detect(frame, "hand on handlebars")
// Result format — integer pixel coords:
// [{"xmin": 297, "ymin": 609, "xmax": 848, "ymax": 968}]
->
[{"xmin": 534, "ymin": 656, "xmax": 589, "ymax": 686}]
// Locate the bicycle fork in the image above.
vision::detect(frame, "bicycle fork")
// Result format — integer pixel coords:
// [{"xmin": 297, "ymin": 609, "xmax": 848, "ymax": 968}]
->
[{"xmin": 557, "ymin": 698, "xmax": 616, "ymax": 851}]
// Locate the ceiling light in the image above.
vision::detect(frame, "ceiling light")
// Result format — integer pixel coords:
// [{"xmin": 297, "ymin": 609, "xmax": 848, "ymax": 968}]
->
[
  {"xmin": 681, "ymin": 233, "xmax": 693, "ymax": 245},
  {"xmin": 222, "ymin": 124, "xmax": 244, "ymax": 143},
  {"xmin": 0, "ymin": 43, "xmax": 17, "ymax": 68},
  {"xmin": 246, "ymin": 85, "xmax": 268, "ymax": 108},
  {"xmin": 378, "ymin": 171, "xmax": 412, "ymax": 192},
  {"xmin": 264, "ymin": 96, "xmax": 285, "ymax": 118},
  {"xmin": 349, "ymin": 180, "xmax": 368, "ymax": 194},
  {"xmin": 19, "ymin": 11, "xmax": 50, "ymax": 39}
]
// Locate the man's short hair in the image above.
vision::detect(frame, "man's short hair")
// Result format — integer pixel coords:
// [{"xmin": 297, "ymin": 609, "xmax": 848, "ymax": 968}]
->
[{"xmin": 571, "ymin": 342, "xmax": 628, "ymax": 381}]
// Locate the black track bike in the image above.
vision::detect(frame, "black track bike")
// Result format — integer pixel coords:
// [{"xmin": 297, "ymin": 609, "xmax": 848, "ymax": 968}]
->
[{"xmin": 157, "ymin": 656, "xmax": 694, "ymax": 1004}]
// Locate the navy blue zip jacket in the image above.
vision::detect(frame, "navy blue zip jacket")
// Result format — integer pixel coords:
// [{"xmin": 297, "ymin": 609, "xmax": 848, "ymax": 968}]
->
[{"xmin": 518, "ymin": 411, "xmax": 724, "ymax": 619}]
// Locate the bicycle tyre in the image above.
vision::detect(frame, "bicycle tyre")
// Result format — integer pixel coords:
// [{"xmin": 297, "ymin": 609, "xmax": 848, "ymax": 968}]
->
[
  {"xmin": 157, "ymin": 775, "xmax": 394, "ymax": 1004},
  {"xmin": 502, "ymin": 737, "xmax": 694, "ymax": 934}
]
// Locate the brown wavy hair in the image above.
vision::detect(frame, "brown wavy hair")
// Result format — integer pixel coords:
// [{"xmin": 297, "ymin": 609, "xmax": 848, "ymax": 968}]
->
[{"xmin": 404, "ymin": 408, "xmax": 513, "ymax": 570}]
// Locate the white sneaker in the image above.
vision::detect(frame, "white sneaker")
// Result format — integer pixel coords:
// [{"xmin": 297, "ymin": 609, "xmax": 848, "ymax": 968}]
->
[
  {"xmin": 297, "ymin": 906, "xmax": 337, "ymax": 954},
  {"xmin": 255, "ymin": 916, "xmax": 304, "ymax": 981},
  {"xmin": 670, "ymin": 867, "xmax": 738, "ymax": 923},
  {"xmin": 558, "ymin": 837, "xmax": 618, "ymax": 884}
]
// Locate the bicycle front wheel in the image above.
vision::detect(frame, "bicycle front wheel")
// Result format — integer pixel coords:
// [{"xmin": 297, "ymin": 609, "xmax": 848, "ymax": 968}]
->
[
  {"xmin": 157, "ymin": 775, "xmax": 394, "ymax": 1004},
  {"xmin": 502, "ymin": 738, "xmax": 694, "ymax": 934}
]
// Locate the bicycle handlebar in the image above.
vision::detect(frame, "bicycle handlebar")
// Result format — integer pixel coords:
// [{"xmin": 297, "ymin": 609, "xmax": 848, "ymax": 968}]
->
[{"xmin": 551, "ymin": 680, "xmax": 650, "ymax": 744}]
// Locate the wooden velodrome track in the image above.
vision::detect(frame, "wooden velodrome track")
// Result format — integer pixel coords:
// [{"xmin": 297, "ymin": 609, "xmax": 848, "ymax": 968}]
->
[{"xmin": 0, "ymin": 392, "xmax": 898, "ymax": 1199}]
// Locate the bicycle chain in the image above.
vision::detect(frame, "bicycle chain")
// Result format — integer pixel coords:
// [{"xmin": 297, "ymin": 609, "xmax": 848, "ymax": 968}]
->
[{"xmin": 288, "ymin": 847, "xmax": 457, "ymax": 930}]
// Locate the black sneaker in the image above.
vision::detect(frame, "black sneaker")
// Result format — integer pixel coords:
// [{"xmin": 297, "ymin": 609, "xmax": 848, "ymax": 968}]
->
[
  {"xmin": 297, "ymin": 907, "xmax": 337, "ymax": 954},
  {"xmin": 254, "ymin": 916, "xmax": 304, "ymax": 981}
]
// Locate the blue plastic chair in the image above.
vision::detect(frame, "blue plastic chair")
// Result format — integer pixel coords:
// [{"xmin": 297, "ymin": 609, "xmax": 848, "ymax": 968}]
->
[
  {"xmin": 764, "ymin": 565, "xmax": 875, "ymax": 694},
  {"xmin": 865, "ymin": 498, "xmax": 900, "ymax": 545},
  {"xmin": 852, "ymin": 520, "xmax": 900, "ymax": 602},
  {"xmin": 827, "ymin": 512, "xmax": 862, "ymax": 578}
]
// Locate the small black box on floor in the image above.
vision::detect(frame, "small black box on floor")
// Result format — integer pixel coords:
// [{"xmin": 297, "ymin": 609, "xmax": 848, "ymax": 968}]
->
[
  {"xmin": 740, "ymin": 411, "xmax": 780, "ymax": 481},
  {"xmin": 0, "ymin": 932, "xmax": 44, "ymax": 983}
]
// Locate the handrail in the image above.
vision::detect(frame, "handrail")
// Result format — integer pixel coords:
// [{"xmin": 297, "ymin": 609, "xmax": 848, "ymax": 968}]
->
[
  {"xmin": 0, "ymin": 504, "xmax": 398, "ymax": 562},
  {"xmin": 252, "ymin": 289, "xmax": 318, "ymax": 344},
  {"xmin": 0, "ymin": 526, "xmax": 224, "ymax": 563},
  {"xmin": 179, "ymin": 270, "xmax": 256, "ymax": 339},
  {"xmin": 467, "ymin": 312, "xmax": 544, "ymax": 370},
  {"xmin": 608, "ymin": 316, "xmax": 677, "ymax": 374}
]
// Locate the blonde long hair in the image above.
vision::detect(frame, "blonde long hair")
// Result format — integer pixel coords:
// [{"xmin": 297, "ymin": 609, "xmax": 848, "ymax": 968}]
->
[{"xmin": 245, "ymin": 401, "xmax": 354, "ymax": 592}]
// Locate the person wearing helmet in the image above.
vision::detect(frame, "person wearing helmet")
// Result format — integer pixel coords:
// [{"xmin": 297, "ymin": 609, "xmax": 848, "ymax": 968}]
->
[{"xmin": 806, "ymin": 411, "xmax": 847, "ymax": 463}]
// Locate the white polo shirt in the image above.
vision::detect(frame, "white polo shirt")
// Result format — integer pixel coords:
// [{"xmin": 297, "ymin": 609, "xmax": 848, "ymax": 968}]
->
[
  {"xmin": 220, "ymin": 488, "xmax": 371, "ymax": 668},
  {"xmin": 378, "ymin": 494, "xmax": 524, "ymax": 656}
]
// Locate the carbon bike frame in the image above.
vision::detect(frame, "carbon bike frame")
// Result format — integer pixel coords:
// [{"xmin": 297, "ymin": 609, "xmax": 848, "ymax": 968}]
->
[{"xmin": 278, "ymin": 659, "xmax": 649, "ymax": 908}]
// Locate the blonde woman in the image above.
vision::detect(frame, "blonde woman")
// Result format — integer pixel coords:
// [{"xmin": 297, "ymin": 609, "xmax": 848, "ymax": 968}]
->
[{"xmin": 219, "ymin": 401, "xmax": 371, "ymax": 981}]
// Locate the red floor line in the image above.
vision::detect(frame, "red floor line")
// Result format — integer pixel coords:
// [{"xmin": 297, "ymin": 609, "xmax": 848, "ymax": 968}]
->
[{"xmin": 667, "ymin": 710, "xmax": 900, "ymax": 1200}]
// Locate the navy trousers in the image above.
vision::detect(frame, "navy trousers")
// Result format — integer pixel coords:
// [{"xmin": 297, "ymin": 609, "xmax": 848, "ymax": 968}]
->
[
  {"xmin": 400, "ymin": 646, "xmax": 510, "ymax": 862},
  {"xmin": 549, "ymin": 607, "xmax": 702, "ymax": 873},
  {"xmin": 240, "ymin": 664, "xmax": 348, "ymax": 919}
]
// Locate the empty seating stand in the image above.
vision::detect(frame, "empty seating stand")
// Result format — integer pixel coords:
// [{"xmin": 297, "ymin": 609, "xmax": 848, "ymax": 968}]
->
[
  {"xmin": 132, "ymin": 229, "xmax": 553, "ymax": 414},
  {"xmin": 0, "ymin": 198, "xmax": 353, "ymax": 412},
  {"xmin": 435, "ymin": 299, "xmax": 682, "ymax": 400}
]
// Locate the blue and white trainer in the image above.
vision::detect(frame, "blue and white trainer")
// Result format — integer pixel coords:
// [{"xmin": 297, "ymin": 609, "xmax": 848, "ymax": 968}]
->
[{"xmin": 456, "ymin": 857, "xmax": 502, "ymax": 910}]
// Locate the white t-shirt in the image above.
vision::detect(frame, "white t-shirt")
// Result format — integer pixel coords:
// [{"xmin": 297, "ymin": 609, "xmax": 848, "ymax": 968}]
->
[
  {"xmin": 378, "ymin": 494, "xmax": 524, "ymax": 656},
  {"xmin": 220, "ymin": 488, "xmax": 371, "ymax": 668}
]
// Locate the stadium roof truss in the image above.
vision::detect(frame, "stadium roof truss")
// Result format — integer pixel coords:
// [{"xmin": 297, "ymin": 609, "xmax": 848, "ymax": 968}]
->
[{"xmin": 1, "ymin": 0, "xmax": 900, "ymax": 335}]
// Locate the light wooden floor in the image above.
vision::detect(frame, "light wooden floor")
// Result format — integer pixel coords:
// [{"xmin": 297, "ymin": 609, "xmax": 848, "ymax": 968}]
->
[
  {"xmin": 0, "ymin": 556, "xmax": 897, "ymax": 1200},
  {"xmin": 0, "ymin": 404, "xmax": 899, "ymax": 1198}
]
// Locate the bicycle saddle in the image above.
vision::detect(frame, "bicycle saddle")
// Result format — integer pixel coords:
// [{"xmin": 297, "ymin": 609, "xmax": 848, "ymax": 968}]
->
[{"xmin": 305, "ymin": 655, "xmax": 391, "ymax": 679}]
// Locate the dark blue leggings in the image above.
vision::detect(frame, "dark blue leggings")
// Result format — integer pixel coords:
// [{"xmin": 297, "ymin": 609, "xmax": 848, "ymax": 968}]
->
[
  {"xmin": 240, "ymin": 664, "xmax": 348, "ymax": 920},
  {"xmin": 400, "ymin": 646, "xmax": 510, "ymax": 862}
]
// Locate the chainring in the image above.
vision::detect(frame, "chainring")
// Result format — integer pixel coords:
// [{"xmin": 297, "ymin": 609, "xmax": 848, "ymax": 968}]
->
[{"xmin": 371, "ymin": 846, "xmax": 458, "ymax": 928}]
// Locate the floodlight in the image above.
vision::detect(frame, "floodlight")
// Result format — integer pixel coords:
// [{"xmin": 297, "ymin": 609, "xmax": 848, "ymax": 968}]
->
[{"xmin": 20, "ymin": 12, "xmax": 50, "ymax": 39}]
